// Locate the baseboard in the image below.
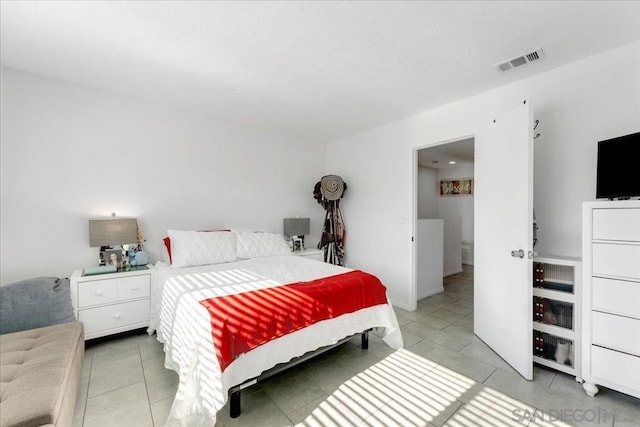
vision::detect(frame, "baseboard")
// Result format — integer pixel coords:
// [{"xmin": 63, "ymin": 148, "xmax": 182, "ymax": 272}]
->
[
  {"xmin": 444, "ymin": 269, "xmax": 463, "ymax": 277},
  {"xmin": 417, "ymin": 286, "xmax": 444, "ymax": 300}
]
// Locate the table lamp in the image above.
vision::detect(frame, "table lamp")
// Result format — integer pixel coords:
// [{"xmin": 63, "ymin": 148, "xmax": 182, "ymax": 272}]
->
[
  {"xmin": 283, "ymin": 217, "xmax": 310, "ymax": 251},
  {"xmin": 89, "ymin": 214, "xmax": 138, "ymax": 267}
]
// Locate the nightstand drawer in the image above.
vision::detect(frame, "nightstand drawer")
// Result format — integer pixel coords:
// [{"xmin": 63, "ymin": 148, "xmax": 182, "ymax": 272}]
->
[
  {"xmin": 79, "ymin": 299, "xmax": 150, "ymax": 335},
  {"xmin": 117, "ymin": 275, "xmax": 150, "ymax": 300},
  {"xmin": 592, "ymin": 277, "xmax": 640, "ymax": 318},
  {"xmin": 592, "ymin": 311, "xmax": 640, "ymax": 356},
  {"xmin": 78, "ymin": 279, "xmax": 118, "ymax": 307},
  {"xmin": 592, "ymin": 243, "xmax": 640, "ymax": 280}
]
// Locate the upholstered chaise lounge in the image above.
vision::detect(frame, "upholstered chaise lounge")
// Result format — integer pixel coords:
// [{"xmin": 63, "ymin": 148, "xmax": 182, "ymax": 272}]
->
[{"xmin": 0, "ymin": 277, "xmax": 84, "ymax": 427}]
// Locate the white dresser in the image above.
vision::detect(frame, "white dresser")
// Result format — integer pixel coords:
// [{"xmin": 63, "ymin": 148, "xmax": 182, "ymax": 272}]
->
[
  {"xmin": 70, "ymin": 267, "xmax": 152, "ymax": 340},
  {"xmin": 582, "ymin": 201, "xmax": 640, "ymax": 398}
]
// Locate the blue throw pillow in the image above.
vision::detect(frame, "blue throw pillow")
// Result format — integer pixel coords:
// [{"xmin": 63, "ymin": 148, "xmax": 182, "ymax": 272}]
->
[{"xmin": 0, "ymin": 277, "xmax": 75, "ymax": 334}]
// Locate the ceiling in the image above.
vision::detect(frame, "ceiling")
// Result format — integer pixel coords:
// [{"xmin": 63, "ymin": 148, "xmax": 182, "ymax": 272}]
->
[
  {"xmin": 417, "ymin": 138, "xmax": 475, "ymax": 169},
  {"xmin": 2, "ymin": 1, "xmax": 639, "ymax": 143}
]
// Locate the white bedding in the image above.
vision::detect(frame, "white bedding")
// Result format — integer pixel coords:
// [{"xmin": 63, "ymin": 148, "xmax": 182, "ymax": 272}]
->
[{"xmin": 151, "ymin": 255, "xmax": 403, "ymax": 426}]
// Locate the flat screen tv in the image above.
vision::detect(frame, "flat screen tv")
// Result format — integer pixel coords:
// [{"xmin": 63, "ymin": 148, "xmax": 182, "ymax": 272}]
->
[{"xmin": 596, "ymin": 131, "xmax": 640, "ymax": 200}]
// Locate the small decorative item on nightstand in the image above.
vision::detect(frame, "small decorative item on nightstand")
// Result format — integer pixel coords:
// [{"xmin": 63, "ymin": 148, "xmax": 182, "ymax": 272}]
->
[
  {"xmin": 104, "ymin": 249, "xmax": 122, "ymax": 268},
  {"xmin": 134, "ymin": 250, "xmax": 149, "ymax": 266},
  {"xmin": 292, "ymin": 237, "xmax": 303, "ymax": 252}
]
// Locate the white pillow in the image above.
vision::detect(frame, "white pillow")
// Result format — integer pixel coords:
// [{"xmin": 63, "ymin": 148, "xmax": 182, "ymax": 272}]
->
[
  {"xmin": 167, "ymin": 229, "xmax": 237, "ymax": 268},
  {"xmin": 236, "ymin": 231, "xmax": 291, "ymax": 258}
]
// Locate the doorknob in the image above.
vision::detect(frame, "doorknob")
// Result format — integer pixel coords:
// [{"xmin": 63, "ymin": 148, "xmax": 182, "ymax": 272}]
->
[{"xmin": 511, "ymin": 249, "xmax": 525, "ymax": 258}]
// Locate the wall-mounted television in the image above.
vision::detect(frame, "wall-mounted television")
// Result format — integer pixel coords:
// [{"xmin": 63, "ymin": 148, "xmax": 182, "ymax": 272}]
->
[{"xmin": 596, "ymin": 131, "xmax": 640, "ymax": 200}]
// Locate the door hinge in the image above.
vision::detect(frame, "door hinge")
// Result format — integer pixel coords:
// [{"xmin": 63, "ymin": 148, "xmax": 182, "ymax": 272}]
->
[{"xmin": 511, "ymin": 249, "xmax": 525, "ymax": 258}]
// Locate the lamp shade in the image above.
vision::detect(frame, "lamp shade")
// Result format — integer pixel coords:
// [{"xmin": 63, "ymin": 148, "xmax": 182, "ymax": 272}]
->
[
  {"xmin": 89, "ymin": 218, "xmax": 138, "ymax": 247},
  {"xmin": 283, "ymin": 218, "xmax": 310, "ymax": 237}
]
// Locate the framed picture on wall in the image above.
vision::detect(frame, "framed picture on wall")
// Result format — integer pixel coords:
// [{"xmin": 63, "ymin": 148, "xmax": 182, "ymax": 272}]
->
[{"xmin": 440, "ymin": 178, "xmax": 473, "ymax": 196}]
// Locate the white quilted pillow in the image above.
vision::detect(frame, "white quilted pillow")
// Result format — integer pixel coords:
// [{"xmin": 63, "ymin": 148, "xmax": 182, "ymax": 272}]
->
[
  {"xmin": 236, "ymin": 231, "xmax": 291, "ymax": 258},
  {"xmin": 167, "ymin": 230, "xmax": 237, "ymax": 268}
]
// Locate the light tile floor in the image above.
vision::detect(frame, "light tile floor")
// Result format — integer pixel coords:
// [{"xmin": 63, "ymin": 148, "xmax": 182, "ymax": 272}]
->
[{"xmin": 73, "ymin": 265, "xmax": 640, "ymax": 426}]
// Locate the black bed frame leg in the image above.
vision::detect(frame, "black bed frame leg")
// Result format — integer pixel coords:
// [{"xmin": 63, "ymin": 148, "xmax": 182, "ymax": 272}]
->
[
  {"xmin": 230, "ymin": 388, "xmax": 241, "ymax": 418},
  {"xmin": 361, "ymin": 330, "xmax": 369, "ymax": 349}
]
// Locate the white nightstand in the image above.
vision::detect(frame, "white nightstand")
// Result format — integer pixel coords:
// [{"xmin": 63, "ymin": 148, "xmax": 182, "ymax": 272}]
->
[
  {"xmin": 70, "ymin": 266, "xmax": 152, "ymax": 340},
  {"xmin": 293, "ymin": 248, "xmax": 324, "ymax": 262}
]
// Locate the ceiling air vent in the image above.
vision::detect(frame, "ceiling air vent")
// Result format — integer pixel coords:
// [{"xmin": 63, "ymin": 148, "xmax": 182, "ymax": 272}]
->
[{"xmin": 495, "ymin": 48, "xmax": 545, "ymax": 73}]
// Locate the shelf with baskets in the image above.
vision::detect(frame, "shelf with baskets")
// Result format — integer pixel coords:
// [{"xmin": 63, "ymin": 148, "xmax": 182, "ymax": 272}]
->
[{"xmin": 532, "ymin": 255, "xmax": 582, "ymax": 381}]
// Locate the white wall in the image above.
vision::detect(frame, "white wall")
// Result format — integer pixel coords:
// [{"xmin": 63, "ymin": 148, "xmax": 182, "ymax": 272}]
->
[
  {"xmin": 0, "ymin": 67, "xmax": 326, "ymax": 285},
  {"xmin": 417, "ymin": 165, "xmax": 438, "ymax": 218},
  {"xmin": 327, "ymin": 42, "xmax": 640, "ymax": 310},
  {"xmin": 442, "ymin": 218, "xmax": 462, "ymax": 277},
  {"xmin": 416, "ymin": 219, "xmax": 443, "ymax": 299},
  {"xmin": 437, "ymin": 162, "xmax": 474, "ymax": 246},
  {"xmin": 418, "ymin": 162, "xmax": 473, "ymax": 272}
]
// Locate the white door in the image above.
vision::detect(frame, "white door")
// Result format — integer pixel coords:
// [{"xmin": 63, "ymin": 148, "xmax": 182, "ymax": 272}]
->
[{"xmin": 474, "ymin": 100, "xmax": 534, "ymax": 380}]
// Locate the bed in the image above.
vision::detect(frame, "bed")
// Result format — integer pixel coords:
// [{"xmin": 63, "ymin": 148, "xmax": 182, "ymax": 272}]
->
[{"xmin": 149, "ymin": 230, "xmax": 403, "ymax": 426}]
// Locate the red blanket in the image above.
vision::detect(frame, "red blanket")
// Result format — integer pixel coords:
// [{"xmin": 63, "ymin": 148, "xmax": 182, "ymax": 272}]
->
[{"xmin": 199, "ymin": 270, "xmax": 388, "ymax": 371}]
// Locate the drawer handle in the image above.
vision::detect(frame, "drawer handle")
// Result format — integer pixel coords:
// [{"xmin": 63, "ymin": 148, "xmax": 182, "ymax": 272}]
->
[
  {"xmin": 114, "ymin": 313, "xmax": 122, "ymax": 319},
  {"xmin": 95, "ymin": 290, "xmax": 103, "ymax": 296},
  {"xmin": 131, "ymin": 286, "xmax": 139, "ymax": 291}
]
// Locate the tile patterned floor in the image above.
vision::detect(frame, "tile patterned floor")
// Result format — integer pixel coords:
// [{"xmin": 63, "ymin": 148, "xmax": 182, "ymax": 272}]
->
[{"xmin": 73, "ymin": 265, "xmax": 640, "ymax": 426}]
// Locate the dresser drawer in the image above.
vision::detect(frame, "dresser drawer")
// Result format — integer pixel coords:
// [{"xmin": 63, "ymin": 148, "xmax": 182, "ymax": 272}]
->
[
  {"xmin": 592, "ymin": 277, "xmax": 640, "ymax": 318},
  {"xmin": 592, "ymin": 243, "xmax": 640, "ymax": 280},
  {"xmin": 592, "ymin": 311, "xmax": 640, "ymax": 356},
  {"xmin": 591, "ymin": 346, "xmax": 640, "ymax": 391},
  {"xmin": 78, "ymin": 279, "xmax": 118, "ymax": 307},
  {"xmin": 78, "ymin": 299, "xmax": 150, "ymax": 335},
  {"xmin": 593, "ymin": 208, "xmax": 640, "ymax": 242},
  {"xmin": 117, "ymin": 275, "xmax": 150, "ymax": 301}
]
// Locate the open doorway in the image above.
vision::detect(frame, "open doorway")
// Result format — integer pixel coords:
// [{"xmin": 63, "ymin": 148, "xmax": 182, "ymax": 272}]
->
[
  {"xmin": 413, "ymin": 137, "xmax": 475, "ymax": 305},
  {"xmin": 411, "ymin": 101, "xmax": 534, "ymax": 378}
]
